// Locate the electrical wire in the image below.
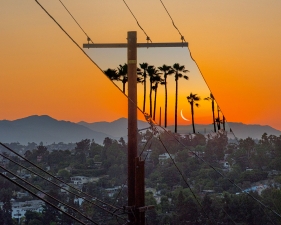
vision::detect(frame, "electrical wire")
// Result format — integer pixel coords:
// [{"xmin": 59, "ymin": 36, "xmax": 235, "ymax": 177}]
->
[
  {"xmin": 155, "ymin": 125, "xmax": 281, "ymax": 220},
  {"xmin": 159, "ymin": 1, "xmax": 240, "ymax": 146},
  {"xmin": 34, "ymin": 0, "xmax": 146, "ymax": 126},
  {"xmin": 122, "ymin": 0, "xmax": 152, "ymax": 43},
  {"xmin": 58, "ymin": 0, "xmax": 94, "ymax": 44},
  {"xmin": 159, "ymin": 0, "xmax": 240, "ymax": 144},
  {"xmin": 156, "ymin": 126, "xmax": 217, "ymax": 225},
  {"xmin": 112, "ymin": 131, "xmax": 154, "ymax": 207},
  {"xmin": 0, "ymin": 151, "xmax": 126, "ymax": 222},
  {"xmin": 32, "ymin": 0, "xmax": 278, "ymax": 222},
  {"xmin": 159, "ymin": 0, "xmax": 185, "ymax": 43},
  {"xmin": 0, "ymin": 164, "xmax": 100, "ymax": 225},
  {"xmin": 0, "ymin": 170, "xmax": 87, "ymax": 225},
  {"xmin": 0, "ymin": 142, "xmax": 127, "ymax": 222}
]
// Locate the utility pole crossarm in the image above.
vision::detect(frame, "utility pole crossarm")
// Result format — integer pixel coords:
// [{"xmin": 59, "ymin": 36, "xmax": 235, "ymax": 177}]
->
[{"xmin": 83, "ymin": 42, "xmax": 188, "ymax": 48}]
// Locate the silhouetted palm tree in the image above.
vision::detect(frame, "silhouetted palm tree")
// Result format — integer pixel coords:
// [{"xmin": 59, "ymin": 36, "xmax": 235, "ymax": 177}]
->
[
  {"xmin": 158, "ymin": 64, "xmax": 174, "ymax": 128},
  {"xmin": 117, "ymin": 63, "xmax": 128, "ymax": 94},
  {"xmin": 147, "ymin": 66, "xmax": 161, "ymax": 117},
  {"xmin": 152, "ymin": 74, "xmax": 164, "ymax": 120},
  {"xmin": 173, "ymin": 63, "xmax": 189, "ymax": 133},
  {"xmin": 204, "ymin": 93, "xmax": 216, "ymax": 132},
  {"xmin": 222, "ymin": 115, "xmax": 226, "ymax": 130},
  {"xmin": 139, "ymin": 63, "xmax": 149, "ymax": 112},
  {"xmin": 187, "ymin": 93, "xmax": 200, "ymax": 134},
  {"xmin": 216, "ymin": 106, "xmax": 221, "ymax": 130},
  {"xmin": 104, "ymin": 68, "xmax": 119, "ymax": 81}
]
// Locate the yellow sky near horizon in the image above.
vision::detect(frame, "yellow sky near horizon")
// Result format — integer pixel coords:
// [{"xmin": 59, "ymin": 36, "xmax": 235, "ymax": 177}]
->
[{"xmin": 0, "ymin": 0, "xmax": 281, "ymax": 131}]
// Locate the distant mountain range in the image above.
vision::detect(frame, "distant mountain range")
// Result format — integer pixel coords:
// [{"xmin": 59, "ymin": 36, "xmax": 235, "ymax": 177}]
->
[
  {"xmin": 168, "ymin": 123, "xmax": 281, "ymax": 140},
  {"xmin": 0, "ymin": 115, "xmax": 280, "ymax": 145},
  {"xmin": 0, "ymin": 115, "xmax": 114, "ymax": 145},
  {"xmin": 78, "ymin": 118, "xmax": 149, "ymax": 138}
]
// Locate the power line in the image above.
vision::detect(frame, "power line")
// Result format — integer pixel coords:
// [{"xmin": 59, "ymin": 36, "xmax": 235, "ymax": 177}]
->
[
  {"xmin": 34, "ymin": 0, "xmax": 144, "ymax": 122},
  {"xmin": 0, "ymin": 164, "xmax": 100, "ymax": 225},
  {"xmin": 155, "ymin": 126, "xmax": 281, "ymax": 220},
  {"xmin": 159, "ymin": 0, "xmax": 241, "ymax": 144},
  {"xmin": 0, "ymin": 151, "xmax": 126, "ymax": 221},
  {"xmin": 159, "ymin": 0, "xmax": 185, "ymax": 42},
  {"xmin": 0, "ymin": 142, "xmax": 127, "ymax": 221},
  {"xmin": 122, "ymin": 0, "xmax": 152, "ymax": 43},
  {"xmin": 0, "ymin": 171, "xmax": 88, "ymax": 225},
  {"xmin": 156, "ymin": 126, "xmax": 217, "ymax": 225},
  {"xmin": 58, "ymin": 0, "xmax": 94, "ymax": 44}
]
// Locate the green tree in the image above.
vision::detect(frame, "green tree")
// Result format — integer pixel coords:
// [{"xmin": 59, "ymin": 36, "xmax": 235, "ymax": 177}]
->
[
  {"xmin": 187, "ymin": 93, "xmax": 201, "ymax": 134},
  {"xmin": 173, "ymin": 63, "xmax": 189, "ymax": 133},
  {"xmin": 0, "ymin": 189, "xmax": 13, "ymax": 225}
]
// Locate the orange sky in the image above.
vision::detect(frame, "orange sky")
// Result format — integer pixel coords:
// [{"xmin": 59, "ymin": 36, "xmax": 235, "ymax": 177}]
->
[{"xmin": 0, "ymin": 1, "xmax": 281, "ymax": 131}]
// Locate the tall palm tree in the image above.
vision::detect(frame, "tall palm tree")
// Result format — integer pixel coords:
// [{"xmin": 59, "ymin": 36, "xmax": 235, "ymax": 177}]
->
[
  {"xmin": 117, "ymin": 63, "xmax": 128, "ymax": 94},
  {"xmin": 173, "ymin": 63, "xmax": 189, "ymax": 133},
  {"xmin": 147, "ymin": 65, "xmax": 161, "ymax": 117},
  {"xmin": 204, "ymin": 93, "xmax": 216, "ymax": 132},
  {"xmin": 187, "ymin": 93, "xmax": 200, "ymax": 134},
  {"xmin": 152, "ymin": 74, "xmax": 164, "ymax": 120},
  {"xmin": 139, "ymin": 63, "xmax": 149, "ymax": 112},
  {"xmin": 158, "ymin": 64, "xmax": 174, "ymax": 128}
]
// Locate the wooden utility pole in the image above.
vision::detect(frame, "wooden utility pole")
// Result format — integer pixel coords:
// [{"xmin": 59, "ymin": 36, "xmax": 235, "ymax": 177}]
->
[
  {"xmin": 83, "ymin": 32, "xmax": 188, "ymax": 225},
  {"xmin": 127, "ymin": 31, "xmax": 138, "ymax": 224}
]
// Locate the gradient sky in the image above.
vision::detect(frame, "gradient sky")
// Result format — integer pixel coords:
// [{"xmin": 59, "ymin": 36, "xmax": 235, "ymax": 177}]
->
[{"xmin": 0, "ymin": 1, "xmax": 281, "ymax": 131}]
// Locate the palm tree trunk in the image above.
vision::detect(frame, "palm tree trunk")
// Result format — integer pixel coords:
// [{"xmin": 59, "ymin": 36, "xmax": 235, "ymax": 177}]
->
[
  {"xmin": 122, "ymin": 81, "xmax": 125, "ymax": 94},
  {"xmin": 191, "ymin": 103, "xmax": 195, "ymax": 134},
  {"xmin": 175, "ymin": 79, "xmax": 178, "ymax": 133},
  {"xmin": 164, "ymin": 77, "xmax": 168, "ymax": 128},
  {"xmin": 149, "ymin": 82, "xmax": 153, "ymax": 117},
  {"xmin": 143, "ymin": 78, "xmax": 146, "ymax": 112},
  {"xmin": 212, "ymin": 100, "xmax": 216, "ymax": 132},
  {"xmin": 217, "ymin": 107, "xmax": 221, "ymax": 130},
  {"xmin": 223, "ymin": 116, "xmax": 226, "ymax": 130},
  {"xmin": 153, "ymin": 84, "xmax": 158, "ymax": 120}
]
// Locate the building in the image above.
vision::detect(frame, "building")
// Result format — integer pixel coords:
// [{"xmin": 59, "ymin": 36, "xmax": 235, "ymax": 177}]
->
[
  {"xmin": 0, "ymin": 199, "xmax": 45, "ymax": 220},
  {"xmin": 158, "ymin": 153, "xmax": 174, "ymax": 165},
  {"xmin": 70, "ymin": 176, "xmax": 89, "ymax": 185}
]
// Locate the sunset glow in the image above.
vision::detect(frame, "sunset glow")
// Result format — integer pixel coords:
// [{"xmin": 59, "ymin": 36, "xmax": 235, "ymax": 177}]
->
[{"xmin": 0, "ymin": 1, "xmax": 280, "ymax": 131}]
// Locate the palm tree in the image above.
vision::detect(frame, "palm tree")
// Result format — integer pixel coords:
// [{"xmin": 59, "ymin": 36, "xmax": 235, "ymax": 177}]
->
[
  {"xmin": 173, "ymin": 63, "xmax": 189, "ymax": 133},
  {"xmin": 158, "ymin": 64, "xmax": 174, "ymax": 128},
  {"xmin": 104, "ymin": 68, "xmax": 119, "ymax": 81},
  {"xmin": 216, "ymin": 106, "xmax": 221, "ymax": 130},
  {"xmin": 187, "ymin": 93, "xmax": 200, "ymax": 134},
  {"xmin": 139, "ymin": 63, "xmax": 149, "ymax": 112},
  {"xmin": 222, "ymin": 115, "xmax": 226, "ymax": 130},
  {"xmin": 117, "ymin": 63, "xmax": 128, "ymax": 94},
  {"xmin": 152, "ymin": 74, "xmax": 164, "ymax": 120},
  {"xmin": 204, "ymin": 93, "xmax": 216, "ymax": 132},
  {"xmin": 147, "ymin": 65, "xmax": 161, "ymax": 117}
]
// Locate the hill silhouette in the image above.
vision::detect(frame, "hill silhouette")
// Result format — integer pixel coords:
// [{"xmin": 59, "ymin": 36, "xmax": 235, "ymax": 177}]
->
[
  {"xmin": 0, "ymin": 115, "xmax": 114, "ymax": 145},
  {"xmin": 0, "ymin": 115, "xmax": 280, "ymax": 145}
]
